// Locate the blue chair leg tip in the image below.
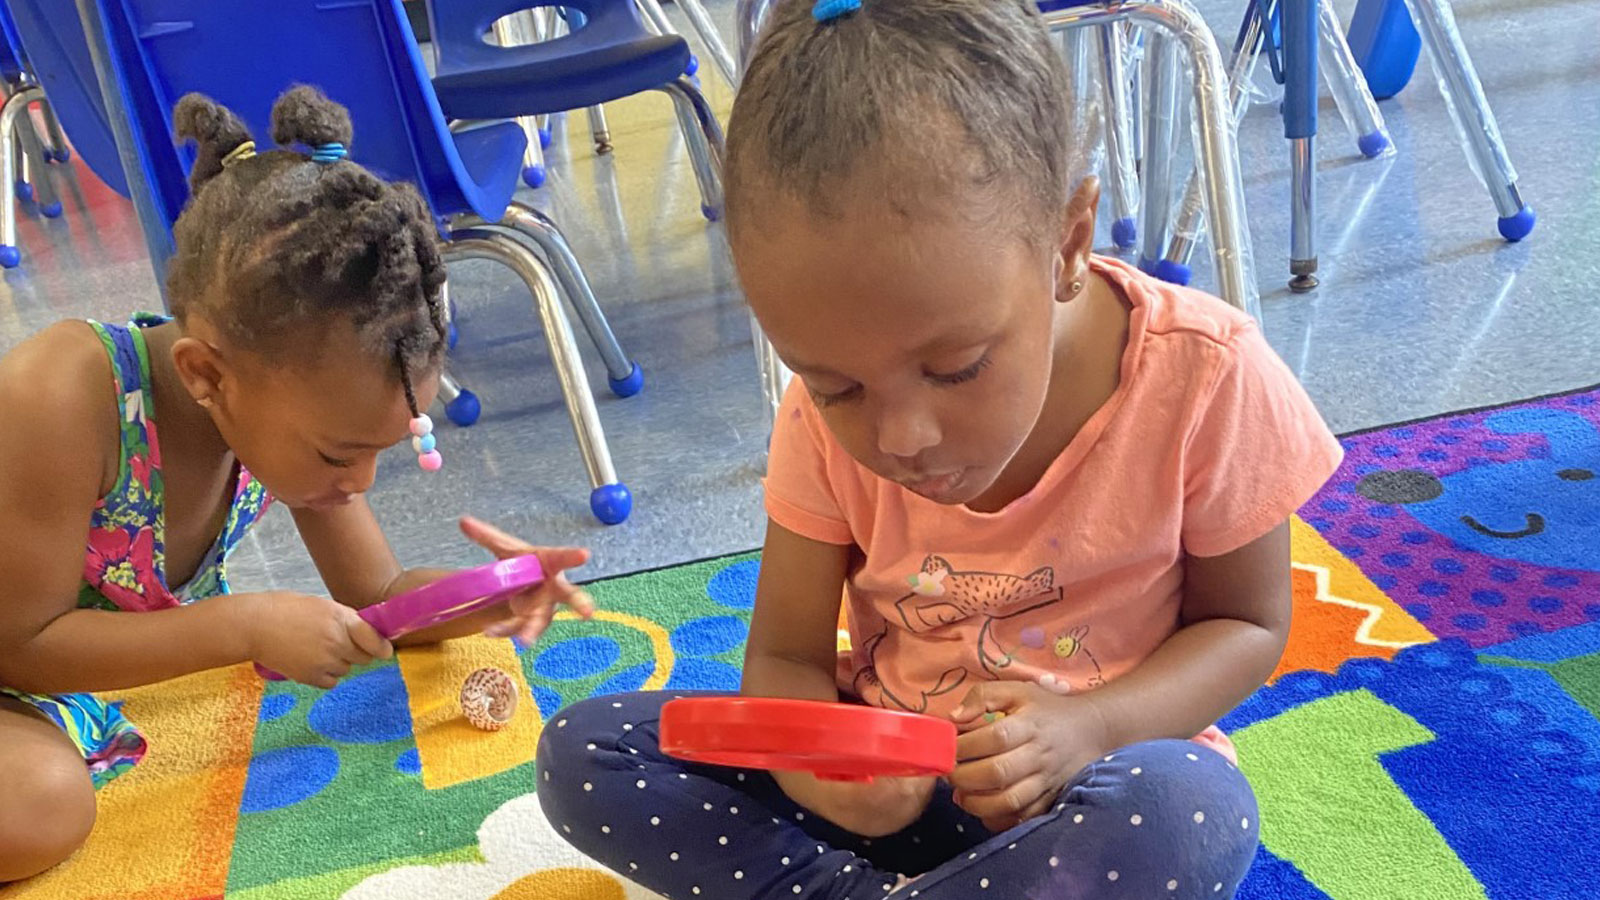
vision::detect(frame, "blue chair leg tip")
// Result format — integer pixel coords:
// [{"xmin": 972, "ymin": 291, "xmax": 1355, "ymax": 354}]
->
[
  {"xmin": 15, "ymin": 181, "xmax": 31, "ymax": 201},
  {"xmin": 445, "ymin": 388, "xmax": 481, "ymax": 427},
  {"xmin": 590, "ymin": 483, "xmax": 633, "ymax": 526},
  {"xmin": 701, "ymin": 203, "xmax": 722, "ymax": 222},
  {"xmin": 40, "ymin": 201, "xmax": 62, "ymax": 219},
  {"xmin": 52, "ymin": 147, "xmax": 70, "ymax": 163},
  {"xmin": 0, "ymin": 246, "xmax": 19, "ymax": 268},
  {"xmin": 538, "ymin": 126, "xmax": 553, "ymax": 149},
  {"xmin": 1111, "ymin": 216, "xmax": 1138, "ymax": 250},
  {"xmin": 686, "ymin": 54, "xmax": 699, "ymax": 77},
  {"xmin": 448, "ymin": 322, "xmax": 459, "ymax": 351},
  {"xmin": 522, "ymin": 165, "xmax": 547, "ymax": 189},
  {"xmin": 1151, "ymin": 258, "xmax": 1193, "ymax": 287},
  {"xmin": 1497, "ymin": 206, "xmax": 1536, "ymax": 242},
  {"xmin": 609, "ymin": 362, "xmax": 645, "ymax": 398},
  {"xmin": 1358, "ymin": 130, "xmax": 1391, "ymax": 159}
]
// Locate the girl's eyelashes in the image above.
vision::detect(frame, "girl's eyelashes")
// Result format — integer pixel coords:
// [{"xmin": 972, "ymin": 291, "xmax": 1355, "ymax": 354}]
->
[
  {"xmin": 928, "ymin": 353, "xmax": 992, "ymax": 385},
  {"xmin": 318, "ymin": 451, "xmax": 355, "ymax": 468},
  {"xmin": 809, "ymin": 384, "xmax": 864, "ymax": 408}
]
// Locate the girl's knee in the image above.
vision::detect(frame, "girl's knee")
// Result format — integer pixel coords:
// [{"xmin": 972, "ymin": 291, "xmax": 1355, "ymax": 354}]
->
[
  {"xmin": 1068, "ymin": 740, "xmax": 1259, "ymax": 870},
  {"xmin": 0, "ymin": 758, "xmax": 96, "ymax": 881},
  {"xmin": 536, "ymin": 692, "xmax": 669, "ymax": 832}
]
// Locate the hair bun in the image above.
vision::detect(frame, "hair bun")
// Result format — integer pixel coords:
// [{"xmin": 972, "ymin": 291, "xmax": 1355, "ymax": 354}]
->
[
  {"xmin": 270, "ymin": 85, "xmax": 354, "ymax": 151},
  {"xmin": 173, "ymin": 92, "xmax": 255, "ymax": 191}
]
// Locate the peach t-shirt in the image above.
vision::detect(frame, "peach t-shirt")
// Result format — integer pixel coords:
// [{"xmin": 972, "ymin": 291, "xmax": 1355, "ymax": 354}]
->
[{"xmin": 763, "ymin": 256, "xmax": 1343, "ymax": 761}]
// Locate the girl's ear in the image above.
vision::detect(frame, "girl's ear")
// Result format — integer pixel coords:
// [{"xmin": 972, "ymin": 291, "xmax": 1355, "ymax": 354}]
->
[{"xmin": 1054, "ymin": 177, "xmax": 1101, "ymax": 304}]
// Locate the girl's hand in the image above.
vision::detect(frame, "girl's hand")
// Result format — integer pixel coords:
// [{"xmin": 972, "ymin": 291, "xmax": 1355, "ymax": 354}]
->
[
  {"xmin": 774, "ymin": 769, "xmax": 937, "ymax": 838},
  {"xmin": 242, "ymin": 591, "xmax": 393, "ymax": 689},
  {"xmin": 947, "ymin": 681, "xmax": 1112, "ymax": 832},
  {"xmin": 458, "ymin": 516, "xmax": 595, "ymax": 644}
]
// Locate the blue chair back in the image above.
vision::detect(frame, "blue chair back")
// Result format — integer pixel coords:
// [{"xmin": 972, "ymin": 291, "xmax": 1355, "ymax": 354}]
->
[
  {"xmin": 4, "ymin": 0, "xmax": 129, "ymax": 194},
  {"xmin": 0, "ymin": 2, "xmax": 29, "ymax": 83},
  {"xmin": 81, "ymin": 0, "xmax": 521, "ymax": 233}
]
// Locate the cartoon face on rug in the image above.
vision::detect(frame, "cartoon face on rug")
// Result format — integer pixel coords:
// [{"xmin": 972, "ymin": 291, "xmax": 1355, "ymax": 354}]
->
[
  {"xmin": 1356, "ymin": 409, "xmax": 1599, "ymax": 572},
  {"xmin": 856, "ymin": 556, "xmax": 1093, "ymax": 713}
]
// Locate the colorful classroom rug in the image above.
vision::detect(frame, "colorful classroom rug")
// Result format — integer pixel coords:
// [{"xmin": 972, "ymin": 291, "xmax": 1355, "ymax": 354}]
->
[{"xmin": 4, "ymin": 385, "xmax": 1597, "ymax": 900}]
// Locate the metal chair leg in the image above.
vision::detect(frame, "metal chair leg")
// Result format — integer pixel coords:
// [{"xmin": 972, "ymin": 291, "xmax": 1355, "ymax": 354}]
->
[
  {"xmin": 37, "ymin": 98, "xmax": 68, "ymax": 163},
  {"xmin": 669, "ymin": 0, "xmax": 738, "ymax": 89},
  {"xmin": 1136, "ymin": 29, "xmax": 1182, "ymax": 278},
  {"xmin": 734, "ymin": 0, "xmax": 779, "ymax": 78},
  {"xmin": 0, "ymin": 86, "xmax": 44, "ymax": 268},
  {"xmin": 658, "ymin": 75, "xmax": 726, "ymax": 220},
  {"xmin": 1284, "ymin": 0, "xmax": 1319, "ymax": 292},
  {"xmin": 1318, "ymin": 0, "xmax": 1391, "ymax": 159},
  {"xmin": 1098, "ymin": 23, "xmax": 1140, "ymax": 250},
  {"xmin": 493, "ymin": 12, "xmax": 550, "ymax": 188},
  {"xmin": 445, "ymin": 227, "xmax": 632, "ymax": 525},
  {"xmin": 588, "ymin": 105, "xmax": 613, "ymax": 155},
  {"xmin": 17, "ymin": 117, "xmax": 59, "ymax": 218},
  {"xmin": 1401, "ymin": 0, "xmax": 1533, "ymax": 240},
  {"xmin": 498, "ymin": 202, "xmax": 642, "ymax": 395}
]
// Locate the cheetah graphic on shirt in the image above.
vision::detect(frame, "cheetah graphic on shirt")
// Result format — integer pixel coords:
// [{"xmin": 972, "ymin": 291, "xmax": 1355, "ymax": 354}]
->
[{"xmin": 855, "ymin": 555, "xmax": 1098, "ymax": 714}]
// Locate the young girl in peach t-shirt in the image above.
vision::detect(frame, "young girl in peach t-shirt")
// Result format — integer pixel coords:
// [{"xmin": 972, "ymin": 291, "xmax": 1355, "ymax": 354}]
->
[{"xmin": 539, "ymin": 1, "xmax": 1342, "ymax": 897}]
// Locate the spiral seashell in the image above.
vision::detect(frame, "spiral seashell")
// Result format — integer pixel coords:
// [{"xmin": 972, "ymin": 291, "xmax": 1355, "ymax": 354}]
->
[{"xmin": 459, "ymin": 666, "xmax": 518, "ymax": 731}]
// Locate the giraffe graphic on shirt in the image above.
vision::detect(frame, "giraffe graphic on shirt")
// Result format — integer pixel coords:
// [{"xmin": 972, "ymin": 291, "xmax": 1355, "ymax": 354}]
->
[{"xmin": 854, "ymin": 555, "xmax": 1081, "ymax": 713}]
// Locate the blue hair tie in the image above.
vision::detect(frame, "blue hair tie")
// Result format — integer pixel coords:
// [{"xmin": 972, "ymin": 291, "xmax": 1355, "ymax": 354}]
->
[
  {"xmin": 813, "ymin": 0, "xmax": 860, "ymax": 22},
  {"xmin": 310, "ymin": 142, "xmax": 347, "ymax": 164}
]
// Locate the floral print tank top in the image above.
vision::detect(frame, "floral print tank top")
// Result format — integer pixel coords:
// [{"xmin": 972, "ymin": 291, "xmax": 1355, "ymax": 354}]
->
[{"xmin": 77, "ymin": 316, "xmax": 273, "ymax": 612}]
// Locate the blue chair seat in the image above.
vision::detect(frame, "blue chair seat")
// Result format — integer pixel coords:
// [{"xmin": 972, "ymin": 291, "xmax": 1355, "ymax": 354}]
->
[
  {"xmin": 448, "ymin": 119, "xmax": 529, "ymax": 217},
  {"xmin": 430, "ymin": 0, "xmax": 690, "ymax": 119}
]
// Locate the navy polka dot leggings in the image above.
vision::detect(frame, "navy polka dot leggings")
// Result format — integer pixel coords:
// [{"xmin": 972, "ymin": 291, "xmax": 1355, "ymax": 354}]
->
[{"xmin": 539, "ymin": 692, "xmax": 1259, "ymax": 899}]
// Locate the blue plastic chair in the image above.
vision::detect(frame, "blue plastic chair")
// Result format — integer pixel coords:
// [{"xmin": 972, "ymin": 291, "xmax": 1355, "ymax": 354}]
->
[
  {"xmin": 427, "ymin": 0, "xmax": 725, "ymax": 214},
  {"xmin": 68, "ymin": 0, "xmax": 640, "ymax": 523}
]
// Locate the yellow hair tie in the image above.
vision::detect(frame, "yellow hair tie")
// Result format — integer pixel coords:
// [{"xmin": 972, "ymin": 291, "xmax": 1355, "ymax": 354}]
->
[{"xmin": 221, "ymin": 140, "xmax": 256, "ymax": 168}]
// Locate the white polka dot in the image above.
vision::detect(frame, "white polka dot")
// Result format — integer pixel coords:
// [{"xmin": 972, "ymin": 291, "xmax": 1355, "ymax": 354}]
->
[
  {"xmin": 602, "ymin": 825, "xmax": 611, "ymax": 834},
  {"xmin": 782, "ymin": 857, "xmax": 791, "ymax": 865},
  {"xmin": 1186, "ymin": 753, "xmax": 1199, "ymax": 761},
  {"xmin": 1131, "ymin": 767, "xmax": 1143, "ymax": 776},
  {"xmin": 1049, "ymin": 857, "xmax": 1059, "ymax": 868},
  {"xmin": 719, "ymin": 836, "xmax": 729, "ymax": 845},
  {"xmin": 692, "ymin": 888, "xmax": 700, "ymax": 895},
  {"xmin": 796, "ymin": 812, "xmax": 806, "ymax": 821},
  {"xmin": 670, "ymin": 852, "xmax": 680, "ymax": 861},
  {"xmin": 1215, "ymin": 883, "xmax": 1224, "ymax": 893},
  {"xmin": 735, "ymin": 871, "xmax": 744, "ymax": 880},
  {"xmin": 738, "ymin": 773, "xmax": 747, "ymax": 781},
  {"xmin": 637, "ymin": 779, "xmax": 647, "ymax": 789},
  {"xmin": 584, "ymin": 782, "xmax": 594, "ymax": 792},
  {"xmin": 558, "ymin": 718, "xmax": 568, "ymax": 727},
  {"xmin": 543, "ymin": 771, "xmax": 551, "ymax": 782},
  {"xmin": 968, "ymin": 853, "xmax": 978, "ymax": 861},
  {"xmin": 1131, "ymin": 814, "xmax": 1143, "ymax": 826},
  {"xmin": 731, "ymin": 807, "xmax": 740, "ymax": 815},
  {"xmin": 587, "ymin": 743, "xmax": 598, "ymax": 751},
  {"xmin": 793, "ymin": 886, "xmax": 803, "ymax": 894},
  {"xmin": 562, "ymin": 825, "xmax": 572, "ymax": 834},
  {"xmin": 1242, "ymin": 817, "xmax": 1251, "ymax": 829},
  {"xmin": 1104, "ymin": 755, "xmax": 1115, "ymax": 762},
  {"xmin": 623, "ymin": 723, "xmax": 634, "ymax": 731},
  {"xmin": 1073, "ymin": 813, "xmax": 1084, "ymax": 824},
  {"xmin": 612, "ymin": 702, "xmax": 623, "ymax": 708},
  {"xmin": 980, "ymin": 878, "xmax": 990, "ymax": 889},
  {"xmin": 843, "ymin": 865, "xmax": 853, "ymax": 873},
  {"xmin": 912, "ymin": 836, "xmax": 922, "ymax": 844},
  {"xmin": 1168, "ymin": 879, "xmax": 1179, "ymax": 890},
  {"xmin": 818, "ymin": 845, "xmax": 827, "ymax": 853},
  {"xmin": 651, "ymin": 816, "xmax": 662, "ymax": 826},
  {"xmin": 1194, "ymin": 811, "xmax": 1206, "ymax": 824},
  {"xmin": 704, "ymin": 803, "xmax": 714, "ymax": 811},
  {"xmin": 860, "ymin": 840, "xmax": 871, "ymax": 848},
  {"xmin": 1108, "ymin": 870, "xmax": 1120, "ymax": 882},
  {"xmin": 956, "ymin": 824, "xmax": 965, "ymax": 833},
  {"xmin": 629, "ymin": 863, "xmax": 638, "ymax": 871},
  {"xmin": 1007, "ymin": 843, "xmax": 1017, "ymax": 850}
]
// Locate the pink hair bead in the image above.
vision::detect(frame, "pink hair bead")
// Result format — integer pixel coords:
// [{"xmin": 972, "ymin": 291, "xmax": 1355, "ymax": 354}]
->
[{"xmin": 419, "ymin": 449, "xmax": 443, "ymax": 472}]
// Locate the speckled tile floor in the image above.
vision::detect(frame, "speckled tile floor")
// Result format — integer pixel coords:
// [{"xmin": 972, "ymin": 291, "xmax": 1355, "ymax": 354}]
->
[{"xmin": 0, "ymin": 0, "xmax": 1595, "ymax": 588}]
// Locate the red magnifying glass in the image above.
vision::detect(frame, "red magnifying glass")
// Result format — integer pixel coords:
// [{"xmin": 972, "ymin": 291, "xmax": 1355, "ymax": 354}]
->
[
  {"xmin": 255, "ymin": 555, "xmax": 545, "ymax": 681},
  {"xmin": 660, "ymin": 696, "xmax": 956, "ymax": 782}
]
